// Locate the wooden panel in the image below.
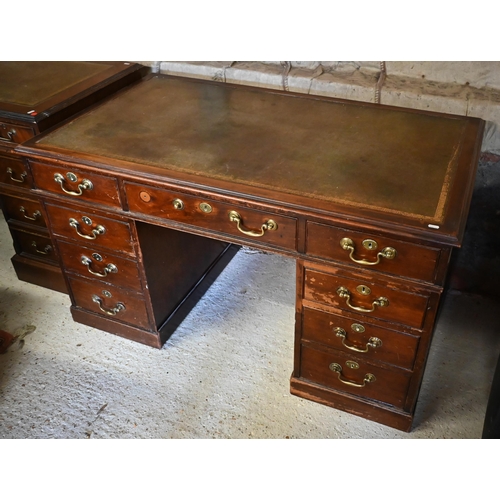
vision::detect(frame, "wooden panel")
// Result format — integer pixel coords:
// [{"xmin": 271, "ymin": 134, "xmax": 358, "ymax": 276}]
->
[
  {"xmin": 68, "ymin": 275, "xmax": 151, "ymax": 330},
  {"xmin": 2, "ymin": 194, "xmax": 46, "ymax": 228},
  {"xmin": 11, "ymin": 254, "xmax": 67, "ymax": 294},
  {"xmin": 299, "ymin": 343, "xmax": 412, "ymax": 409},
  {"xmin": 306, "ymin": 221, "xmax": 443, "ymax": 283},
  {"xmin": 289, "ymin": 376, "xmax": 413, "ymax": 432},
  {"xmin": 45, "ymin": 203, "xmax": 135, "ymax": 255},
  {"xmin": 303, "ymin": 266, "xmax": 432, "ymax": 330},
  {"xmin": 0, "ymin": 122, "xmax": 34, "ymax": 144},
  {"xmin": 125, "ymin": 181, "xmax": 297, "ymax": 251},
  {"xmin": 30, "ymin": 161, "xmax": 122, "ymax": 208},
  {"xmin": 70, "ymin": 308, "xmax": 160, "ymax": 348},
  {"xmin": 0, "ymin": 153, "xmax": 31, "ymax": 188},
  {"xmin": 10, "ymin": 228, "xmax": 58, "ymax": 263},
  {"xmin": 57, "ymin": 240, "xmax": 143, "ymax": 291},
  {"xmin": 301, "ymin": 306, "xmax": 420, "ymax": 370},
  {"xmin": 135, "ymin": 221, "xmax": 236, "ymax": 329}
]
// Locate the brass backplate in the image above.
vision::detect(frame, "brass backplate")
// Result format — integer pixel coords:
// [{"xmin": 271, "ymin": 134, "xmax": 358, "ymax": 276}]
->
[
  {"xmin": 346, "ymin": 360, "xmax": 359, "ymax": 370},
  {"xmin": 351, "ymin": 323, "xmax": 365, "ymax": 333},
  {"xmin": 356, "ymin": 284, "xmax": 371, "ymax": 295},
  {"xmin": 199, "ymin": 202, "xmax": 213, "ymax": 213},
  {"xmin": 362, "ymin": 239, "xmax": 378, "ymax": 250}
]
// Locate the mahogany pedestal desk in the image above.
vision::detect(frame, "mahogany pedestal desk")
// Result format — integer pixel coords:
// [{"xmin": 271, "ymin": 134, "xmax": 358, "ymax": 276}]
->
[
  {"xmin": 16, "ymin": 74, "xmax": 485, "ymax": 431},
  {"xmin": 0, "ymin": 61, "xmax": 148, "ymax": 293}
]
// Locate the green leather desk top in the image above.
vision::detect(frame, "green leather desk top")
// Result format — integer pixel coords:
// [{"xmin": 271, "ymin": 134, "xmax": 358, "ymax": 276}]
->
[
  {"xmin": 25, "ymin": 75, "xmax": 483, "ymax": 241},
  {"xmin": 0, "ymin": 62, "xmax": 112, "ymax": 107}
]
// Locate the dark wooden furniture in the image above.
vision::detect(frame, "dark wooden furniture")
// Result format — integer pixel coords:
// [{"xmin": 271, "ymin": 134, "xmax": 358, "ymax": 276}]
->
[
  {"xmin": 0, "ymin": 61, "xmax": 148, "ymax": 292},
  {"xmin": 15, "ymin": 74, "xmax": 484, "ymax": 431}
]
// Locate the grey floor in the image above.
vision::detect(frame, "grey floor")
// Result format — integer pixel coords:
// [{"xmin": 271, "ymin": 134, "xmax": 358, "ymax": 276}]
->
[{"xmin": 0, "ymin": 213, "xmax": 499, "ymax": 439}]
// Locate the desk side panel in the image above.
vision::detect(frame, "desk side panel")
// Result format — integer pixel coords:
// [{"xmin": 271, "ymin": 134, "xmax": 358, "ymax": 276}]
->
[{"xmin": 135, "ymin": 221, "xmax": 238, "ymax": 343}]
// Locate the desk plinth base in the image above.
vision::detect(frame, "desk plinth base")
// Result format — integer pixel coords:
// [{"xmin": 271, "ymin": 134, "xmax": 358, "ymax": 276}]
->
[
  {"xmin": 11, "ymin": 255, "xmax": 68, "ymax": 294},
  {"xmin": 71, "ymin": 307, "xmax": 163, "ymax": 347},
  {"xmin": 290, "ymin": 376, "xmax": 413, "ymax": 432}
]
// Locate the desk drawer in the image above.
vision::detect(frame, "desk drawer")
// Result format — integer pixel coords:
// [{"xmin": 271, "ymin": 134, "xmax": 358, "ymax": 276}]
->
[
  {"xmin": 301, "ymin": 306, "xmax": 420, "ymax": 370},
  {"xmin": 299, "ymin": 343, "xmax": 411, "ymax": 409},
  {"xmin": 0, "ymin": 122, "xmax": 34, "ymax": 145},
  {"xmin": 0, "ymin": 153, "xmax": 31, "ymax": 188},
  {"xmin": 45, "ymin": 203, "xmax": 135, "ymax": 255},
  {"xmin": 30, "ymin": 161, "xmax": 122, "ymax": 208},
  {"xmin": 2, "ymin": 194, "xmax": 46, "ymax": 228},
  {"xmin": 10, "ymin": 228, "xmax": 58, "ymax": 263},
  {"xmin": 68, "ymin": 276, "xmax": 151, "ymax": 330},
  {"xmin": 124, "ymin": 182, "xmax": 297, "ymax": 251},
  {"xmin": 306, "ymin": 222, "xmax": 442, "ymax": 283},
  {"xmin": 58, "ymin": 240, "xmax": 142, "ymax": 291},
  {"xmin": 303, "ymin": 266, "xmax": 431, "ymax": 330}
]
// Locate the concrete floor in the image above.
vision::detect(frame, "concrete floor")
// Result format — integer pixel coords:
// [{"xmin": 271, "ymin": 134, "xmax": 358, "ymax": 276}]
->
[{"xmin": 0, "ymin": 213, "xmax": 499, "ymax": 439}]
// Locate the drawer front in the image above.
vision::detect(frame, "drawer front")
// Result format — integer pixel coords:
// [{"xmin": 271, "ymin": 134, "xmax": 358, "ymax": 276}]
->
[
  {"xmin": 306, "ymin": 222, "xmax": 442, "ymax": 283},
  {"xmin": 303, "ymin": 266, "xmax": 431, "ymax": 329},
  {"xmin": 30, "ymin": 161, "xmax": 122, "ymax": 208},
  {"xmin": 10, "ymin": 228, "xmax": 58, "ymax": 263},
  {"xmin": 1, "ymin": 194, "xmax": 46, "ymax": 228},
  {"xmin": 0, "ymin": 122, "xmax": 34, "ymax": 145},
  {"xmin": 0, "ymin": 154, "xmax": 32, "ymax": 188},
  {"xmin": 45, "ymin": 203, "xmax": 135, "ymax": 256},
  {"xmin": 301, "ymin": 306, "xmax": 420, "ymax": 370},
  {"xmin": 57, "ymin": 240, "xmax": 142, "ymax": 291},
  {"xmin": 299, "ymin": 344, "xmax": 411, "ymax": 409},
  {"xmin": 68, "ymin": 276, "xmax": 151, "ymax": 330},
  {"xmin": 124, "ymin": 182, "xmax": 297, "ymax": 251}
]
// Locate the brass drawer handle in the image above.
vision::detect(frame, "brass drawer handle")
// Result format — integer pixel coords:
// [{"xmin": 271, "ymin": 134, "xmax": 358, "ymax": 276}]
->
[
  {"xmin": 340, "ymin": 237, "xmax": 396, "ymax": 266},
  {"xmin": 334, "ymin": 327, "xmax": 382, "ymax": 352},
  {"xmin": 31, "ymin": 241, "xmax": 52, "ymax": 255},
  {"xmin": 81, "ymin": 256, "xmax": 118, "ymax": 277},
  {"xmin": 54, "ymin": 173, "xmax": 93, "ymax": 196},
  {"xmin": 6, "ymin": 167, "xmax": 27, "ymax": 183},
  {"xmin": 329, "ymin": 362, "xmax": 376, "ymax": 388},
  {"xmin": 336, "ymin": 286, "xmax": 389, "ymax": 313},
  {"xmin": 69, "ymin": 218, "xmax": 106, "ymax": 240},
  {"xmin": 229, "ymin": 210, "xmax": 278, "ymax": 237},
  {"xmin": 19, "ymin": 206, "xmax": 41, "ymax": 221},
  {"xmin": 0, "ymin": 129, "xmax": 16, "ymax": 142},
  {"xmin": 92, "ymin": 295, "xmax": 125, "ymax": 316}
]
